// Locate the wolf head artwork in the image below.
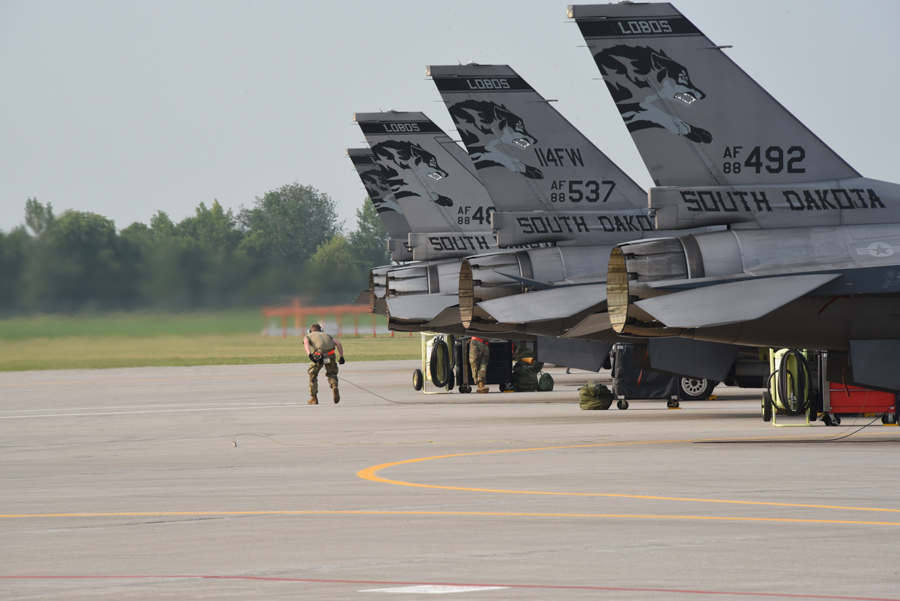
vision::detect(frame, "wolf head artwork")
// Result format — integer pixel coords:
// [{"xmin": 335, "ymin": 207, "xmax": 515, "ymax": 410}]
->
[
  {"xmin": 449, "ymin": 100, "xmax": 545, "ymax": 180},
  {"xmin": 371, "ymin": 141, "xmax": 454, "ymax": 207},
  {"xmin": 595, "ymin": 45, "xmax": 711, "ymax": 144}
]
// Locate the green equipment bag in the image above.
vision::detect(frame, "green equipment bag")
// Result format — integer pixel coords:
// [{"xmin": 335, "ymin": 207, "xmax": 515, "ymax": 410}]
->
[
  {"xmin": 579, "ymin": 380, "xmax": 614, "ymax": 410},
  {"xmin": 513, "ymin": 361, "xmax": 539, "ymax": 392},
  {"xmin": 538, "ymin": 372, "xmax": 554, "ymax": 391}
]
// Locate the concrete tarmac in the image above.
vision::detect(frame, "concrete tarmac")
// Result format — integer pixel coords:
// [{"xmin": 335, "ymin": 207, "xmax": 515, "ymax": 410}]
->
[{"xmin": 2, "ymin": 360, "xmax": 899, "ymax": 600}]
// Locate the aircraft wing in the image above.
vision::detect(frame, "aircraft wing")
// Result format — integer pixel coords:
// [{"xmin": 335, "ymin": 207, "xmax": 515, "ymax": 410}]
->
[
  {"xmin": 386, "ymin": 294, "xmax": 459, "ymax": 321},
  {"xmin": 636, "ymin": 273, "xmax": 840, "ymax": 329},
  {"xmin": 479, "ymin": 283, "xmax": 606, "ymax": 324}
]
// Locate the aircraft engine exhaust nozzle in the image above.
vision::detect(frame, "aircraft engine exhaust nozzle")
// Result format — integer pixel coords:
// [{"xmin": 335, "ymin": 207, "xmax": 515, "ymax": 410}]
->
[
  {"xmin": 459, "ymin": 253, "xmax": 527, "ymax": 330},
  {"xmin": 607, "ymin": 239, "xmax": 697, "ymax": 338}
]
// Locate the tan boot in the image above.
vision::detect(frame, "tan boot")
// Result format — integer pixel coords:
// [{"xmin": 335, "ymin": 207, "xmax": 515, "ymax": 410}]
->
[
  {"xmin": 308, "ymin": 396, "xmax": 318, "ymax": 405},
  {"xmin": 332, "ymin": 386, "xmax": 340, "ymax": 404},
  {"xmin": 476, "ymin": 382, "xmax": 489, "ymax": 394}
]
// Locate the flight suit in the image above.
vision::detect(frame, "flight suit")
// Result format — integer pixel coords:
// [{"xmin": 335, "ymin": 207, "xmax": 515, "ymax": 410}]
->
[
  {"xmin": 305, "ymin": 331, "xmax": 339, "ymax": 399},
  {"xmin": 468, "ymin": 337, "xmax": 490, "ymax": 392}
]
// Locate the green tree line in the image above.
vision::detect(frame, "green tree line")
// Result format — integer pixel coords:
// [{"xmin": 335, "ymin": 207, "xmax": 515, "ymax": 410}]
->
[{"xmin": 0, "ymin": 183, "xmax": 390, "ymax": 313}]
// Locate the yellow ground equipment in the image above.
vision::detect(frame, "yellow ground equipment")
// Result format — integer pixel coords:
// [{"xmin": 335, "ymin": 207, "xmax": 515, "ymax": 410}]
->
[
  {"xmin": 411, "ymin": 332, "xmax": 456, "ymax": 394},
  {"xmin": 762, "ymin": 349, "xmax": 813, "ymax": 426}
]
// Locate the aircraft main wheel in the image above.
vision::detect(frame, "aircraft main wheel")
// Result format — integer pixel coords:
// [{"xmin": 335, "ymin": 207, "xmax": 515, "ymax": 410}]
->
[
  {"xmin": 412, "ymin": 369, "xmax": 424, "ymax": 391},
  {"xmin": 679, "ymin": 377, "xmax": 716, "ymax": 400},
  {"xmin": 762, "ymin": 391, "xmax": 773, "ymax": 422},
  {"xmin": 617, "ymin": 399, "xmax": 629, "ymax": 410}
]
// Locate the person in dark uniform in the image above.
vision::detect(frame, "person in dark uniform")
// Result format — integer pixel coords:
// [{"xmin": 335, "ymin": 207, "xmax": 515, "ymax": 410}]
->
[{"xmin": 303, "ymin": 324, "xmax": 345, "ymax": 405}]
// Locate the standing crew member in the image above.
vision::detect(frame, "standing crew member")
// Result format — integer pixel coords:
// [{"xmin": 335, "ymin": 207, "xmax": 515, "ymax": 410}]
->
[
  {"xmin": 469, "ymin": 336, "xmax": 490, "ymax": 394},
  {"xmin": 303, "ymin": 324, "xmax": 345, "ymax": 405}
]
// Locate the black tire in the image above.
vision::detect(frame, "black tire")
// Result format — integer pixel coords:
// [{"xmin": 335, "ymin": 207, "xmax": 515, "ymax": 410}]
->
[
  {"xmin": 429, "ymin": 338, "xmax": 450, "ymax": 388},
  {"xmin": 446, "ymin": 369, "xmax": 455, "ymax": 391},
  {"xmin": 679, "ymin": 377, "xmax": 717, "ymax": 400},
  {"xmin": 762, "ymin": 391, "xmax": 772, "ymax": 422},
  {"xmin": 617, "ymin": 399, "xmax": 629, "ymax": 410},
  {"xmin": 459, "ymin": 384, "xmax": 471, "ymax": 394},
  {"xmin": 412, "ymin": 369, "xmax": 424, "ymax": 391}
]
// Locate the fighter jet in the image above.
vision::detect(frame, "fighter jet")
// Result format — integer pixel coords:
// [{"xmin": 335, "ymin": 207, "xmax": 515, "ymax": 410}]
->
[
  {"xmin": 353, "ymin": 112, "xmax": 503, "ymax": 332},
  {"xmin": 571, "ymin": 3, "xmax": 900, "ymax": 392}
]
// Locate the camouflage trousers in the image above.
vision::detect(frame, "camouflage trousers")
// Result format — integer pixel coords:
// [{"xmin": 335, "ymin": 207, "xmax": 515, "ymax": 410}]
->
[
  {"xmin": 308, "ymin": 357, "xmax": 339, "ymax": 397},
  {"xmin": 468, "ymin": 339, "xmax": 490, "ymax": 384}
]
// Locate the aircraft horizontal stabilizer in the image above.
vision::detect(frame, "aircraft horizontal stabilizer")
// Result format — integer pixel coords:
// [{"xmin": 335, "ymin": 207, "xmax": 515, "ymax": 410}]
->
[
  {"xmin": 479, "ymin": 283, "xmax": 607, "ymax": 324},
  {"xmin": 427, "ymin": 305, "xmax": 462, "ymax": 329},
  {"xmin": 373, "ymin": 297, "xmax": 388, "ymax": 316},
  {"xmin": 562, "ymin": 312, "xmax": 613, "ymax": 340},
  {"xmin": 494, "ymin": 271, "xmax": 553, "ymax": 290},
  {"xmin": 636, "ymin": 273, "xmax": 840, "ymax": 329},
  {"xmin": 386, "ymin": 294, "xmax": 459, "ymax": 321}
]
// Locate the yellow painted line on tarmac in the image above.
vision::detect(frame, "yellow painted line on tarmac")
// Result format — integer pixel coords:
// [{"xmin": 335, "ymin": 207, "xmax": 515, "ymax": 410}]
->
[
  {"xmin": 1, "ymin": 509, "xmax": 899, "ymax": 527},
  {"xmin": 357, "ymin": 435, "xmax": 900, "ymax": 515}
]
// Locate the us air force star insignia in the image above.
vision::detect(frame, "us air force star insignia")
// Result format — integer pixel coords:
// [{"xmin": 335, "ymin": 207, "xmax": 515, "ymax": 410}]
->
[{"xmin": 857, "ymin": 242, "xmax": 900, "ymax": 257}]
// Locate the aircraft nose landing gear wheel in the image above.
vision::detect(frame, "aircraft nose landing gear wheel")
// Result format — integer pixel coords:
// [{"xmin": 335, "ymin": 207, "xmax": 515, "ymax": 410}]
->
[{"xmin": 679, "ymin": 377, "xmax": 716, "ymax": 400}]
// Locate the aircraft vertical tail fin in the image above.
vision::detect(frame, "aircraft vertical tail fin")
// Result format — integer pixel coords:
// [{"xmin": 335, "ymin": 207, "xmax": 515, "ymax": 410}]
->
[
  {"xmin": 354, "ymin": 111, "xmax": 495, "ymax": 235},
  {"xmin": 428, "ymin": 64, "xmax": 646, "ymax": 212},
  {"xmin": 569, "ymin": 3, "xmax": 860, "ymax": 187},
  {"xmin": 346, "ymin": 148, "xmax": 413, "ymax": 262}
]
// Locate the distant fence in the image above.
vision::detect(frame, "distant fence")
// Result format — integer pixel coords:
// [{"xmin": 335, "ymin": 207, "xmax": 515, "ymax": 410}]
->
[{"xmin": 262, "ymin": 298, "xmax": 382, "ymax": 338}]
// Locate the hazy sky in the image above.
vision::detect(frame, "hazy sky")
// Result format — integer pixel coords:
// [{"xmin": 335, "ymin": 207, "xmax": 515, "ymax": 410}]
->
[{"xmin": 2, "ymin": 0, "xmax": 898, "ymax": 234}]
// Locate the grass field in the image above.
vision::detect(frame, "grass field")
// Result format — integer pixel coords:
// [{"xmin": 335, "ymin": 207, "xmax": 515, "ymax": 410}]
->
[{"xmin": 0, "ymin": 311, "xmax": 420, "ymax": 371}]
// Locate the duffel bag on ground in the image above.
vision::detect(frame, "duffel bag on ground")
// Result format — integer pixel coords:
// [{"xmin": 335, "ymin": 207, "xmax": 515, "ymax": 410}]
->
[
  {"xmin": 538, "ymin": 372, "xmax": 554, "ymax": 391},
  {"xmin": 579, "ymin": 380, "xmax": 614, "ymax": 410},
  {"xmin": 513, "ymin": 361, "xmax": 539, "ymax": 392}
]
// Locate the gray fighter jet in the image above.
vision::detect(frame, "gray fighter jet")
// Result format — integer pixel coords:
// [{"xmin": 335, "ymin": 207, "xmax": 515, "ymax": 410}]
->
[
  {"xmin": 571, "ymin": 3, "xmax": 900, "ymax": 392},
  {"xmin": 354, "ymin": 112, "xmax": 499, "ymax": 332}
]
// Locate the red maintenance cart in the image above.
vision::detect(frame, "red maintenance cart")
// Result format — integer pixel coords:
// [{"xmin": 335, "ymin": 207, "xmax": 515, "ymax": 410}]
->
[
  {"xmin": 819, "ymin": 352, "xmax": 899, "ymax": 426},
  {"xmin": 822, "ymin": 382, "xmax": 899, "ymax": 426}
]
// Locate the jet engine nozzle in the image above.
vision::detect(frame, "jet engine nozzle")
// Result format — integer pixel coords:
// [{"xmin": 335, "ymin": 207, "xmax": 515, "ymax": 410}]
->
[
  {"xmin": 607, "ymin": 238, "xmax": 701, "ymax": 337},
  {"xmin": 369, "ymin": 265, "xmax": 393, "ymax": 311},
  {"xmin": 459, "ymin": 252, "xmax": 530, "ymax": 330}
]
